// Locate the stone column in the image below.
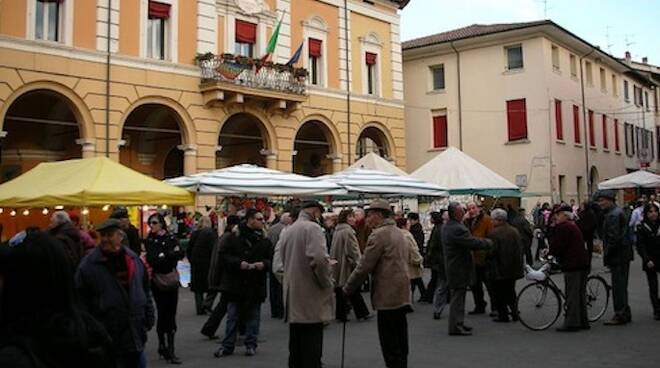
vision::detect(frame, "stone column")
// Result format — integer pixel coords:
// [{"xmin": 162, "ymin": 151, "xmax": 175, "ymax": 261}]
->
[
  {"xmin": 260, "ymin": 149, "xmax": 278, "ymax": 170},
  {"xmin": 76, "ymin": 138, "xmax": 97, "ymax": 158},
  {"xmin": 328, "ymin": 154, "xmax": 343, "ymax": 173},
  {"xmin": 178, "ymin": 144, "xmax": 198, "ymax": 175}
]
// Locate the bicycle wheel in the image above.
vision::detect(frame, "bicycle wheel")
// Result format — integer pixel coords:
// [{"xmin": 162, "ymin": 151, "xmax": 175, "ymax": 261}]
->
[
  {"xmin": 516, "ymin": 282, "xmax": 562, "ymax": 331},
  {"xmin": 586, "ymin": 275, "xmax": 610, "ymax": 322}
]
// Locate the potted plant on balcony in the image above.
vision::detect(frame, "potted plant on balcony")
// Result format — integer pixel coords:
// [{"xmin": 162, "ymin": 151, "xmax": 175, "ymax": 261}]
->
[{"xmin": 194, "ymin": 52, "xmax": 215, "ymax": 65}]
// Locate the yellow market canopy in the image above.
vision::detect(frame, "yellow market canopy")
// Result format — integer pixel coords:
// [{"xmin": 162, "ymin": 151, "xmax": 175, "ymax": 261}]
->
[{"xmin": 0, "ymin": 157, "xmax": 194, "ymax": 207}]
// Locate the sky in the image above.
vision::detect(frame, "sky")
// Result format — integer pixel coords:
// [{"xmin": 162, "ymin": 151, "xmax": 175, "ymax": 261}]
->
[{"xmin": 400, "ymin": 0, "xmax": 660, "ymax": 65}]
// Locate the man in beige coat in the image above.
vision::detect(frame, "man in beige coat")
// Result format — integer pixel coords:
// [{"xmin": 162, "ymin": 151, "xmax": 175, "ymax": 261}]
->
[
  {"xmin": 279, "ymin": 201, "xmax": 334, "ymax": 368},
  {"xmin": 344, "ymin": 199, "xmax": 412, "ymax": 368}
]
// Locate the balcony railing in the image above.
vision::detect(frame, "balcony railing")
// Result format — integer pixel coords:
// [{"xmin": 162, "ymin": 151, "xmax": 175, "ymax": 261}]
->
[{"xmin": 198, "ymin": 53, "xmax": 307, "ymax": 95}]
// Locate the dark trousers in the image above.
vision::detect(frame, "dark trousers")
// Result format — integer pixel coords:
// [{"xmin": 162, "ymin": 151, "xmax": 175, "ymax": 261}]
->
[
  {"xmin": 201, "ymin": 293, "xmax": 228, "ymax": 336},
  {"xmin": 448, "ymin": 288, "xmax": 467, "ymax": 333},
  {"xmin": 377, "ymin": 307, "xmax": 409, "ymax": 368},
  {"xmin": 493, "ymin": 278, "xmax": 517, "ymax": 320},
  {"xmin": 424, "ymin": 269, "xmax": 438, "ymax": 302},
  {"xmin": 410, "ymin": 278, "xmax": 426, "ymax": 301},
  {"xmin": 471, "ymin": 265, "xmax": 495, "ymax": 311},
  {"xmin": 563, "ymin": 270, "xmax": 588, "ymax": 328},
  {"xmin": 644, "ymin": 267, "xmax": 660, "ymax": 314},
  {"xmin": 116, "ymin": 352, "xmax": 141, "ymax": 368},
  {"xmin": 269, "ymin": 273, "xmax": 284, "ymax": 318},
  {"xmin": 288, "ymin": 323, "xmax": 323, "ymax": 368},
  {"xmin": 335, "ymin": 288, "xmax": 370, "ymax": 321},
  {"xmin": 151, "ymin": 284, "xmax": 179, "ymax": 334},
  {"xmin": 610, "ymin": 262, "xmax": 632, "ymax": 321},
  {"xmin": 194, "ymin": 291, "xmax": 217, "ymax": 314}
]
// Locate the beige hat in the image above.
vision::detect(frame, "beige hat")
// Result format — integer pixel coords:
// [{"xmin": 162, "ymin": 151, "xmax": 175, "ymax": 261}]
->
[{"xmin": 366, "ymin": 198, "xmax": 391, "ymax": 214}]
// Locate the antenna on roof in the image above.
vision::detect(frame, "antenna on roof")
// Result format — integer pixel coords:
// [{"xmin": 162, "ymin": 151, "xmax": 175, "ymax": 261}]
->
[
  {"xmin": 605, "ymin": 26, "xmax": 614, "ymax": 54},
  {"xmin": 624, "ymin": 34, "xmax": 635, "ymax": 51},
  {"xmin": 535, "ymin": 0, "xmax": 549, "ymax": 19}
]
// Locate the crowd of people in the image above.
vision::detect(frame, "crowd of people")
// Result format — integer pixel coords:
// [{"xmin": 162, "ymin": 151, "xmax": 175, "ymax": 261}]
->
[{"xmin": 1, "ymin": 189, "xmax": 659, "ymax": 368}]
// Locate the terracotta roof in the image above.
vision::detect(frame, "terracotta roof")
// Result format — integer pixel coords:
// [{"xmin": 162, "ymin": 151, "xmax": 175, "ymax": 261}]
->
[{"xmin": 402, "ymin": 20, "xmax": 551, "ymax": 50}]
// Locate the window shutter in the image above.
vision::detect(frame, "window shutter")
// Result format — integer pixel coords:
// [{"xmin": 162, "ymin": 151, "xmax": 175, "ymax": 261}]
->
[
  {"xmin": 588, "ymin": 110, "xmax": 595, "ymax": 146},
  {"xmin": 555, "ymin": 99, "xmax": 563, "ymax": 140},
  {"xmin": 365, "ymin": 52, "xmax": 377, "ymax": 65},
  {"xmin": 148, "ymin": 1, "xmax": 171, "ymax": 19},
  {"xmin": 602, "ymin": 115, "xmax": 608, "ymax": 149},
  {"xmin": 506, "ymin": 99, "xmax": 527, "ymax": 141},
  {"xmin": 308, "ymin": 38, "xmax": 322, "ymax": 57},
  {"xmin": 573, "ymin": 105, "xmax": 580, "ymax": 144},
  {"xmin": 614, "ymin": 119, "xmax": 620, "ymax": 152},
  {"xmin": 432, "ymin": 115, "xmax": 448, "ymax": 148},
  {"xmin": 235, "ymin": 20, "xmax": 257, "ymax": 44}
]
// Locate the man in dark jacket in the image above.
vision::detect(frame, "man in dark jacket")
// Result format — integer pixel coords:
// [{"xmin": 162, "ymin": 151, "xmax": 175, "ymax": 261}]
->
[
  {"xmin": 110, "ymin": 207, "xmax": 142, "ymax": 255},
  {"xmin": 548, "ymin": 205, "xmax": 591, "ymax": 332},
  {"xmin": 215, "ymin": 209, "xmax": 272, "ymax": 357},
  {"xmin": 75, "ymin": 219, "xmax": 154, "ymax": 368},
  {"xmin": 597, "ymin": 190, "xmax": 633, "ymax": 325},
  {"xmin": 442, "ymin": 202, "xmax": 492, "ymax": 336},
  {"xmin": 510, "ymin": 208, "xmax": 534, "ymax": 266},
  {"xmin": 187, "ymin": 216, "xmax": 219, "ymax": 315},
  {"xmin": 487, "ymin": 209, "xmax": 524, "ymax": 322},
  {"xmin": 426, "ymin": 211, "xmax": 449, "ymax": 318},
  {"xmin": 49, "ymin": 211, "xmax": 84, "ymax": 271}
]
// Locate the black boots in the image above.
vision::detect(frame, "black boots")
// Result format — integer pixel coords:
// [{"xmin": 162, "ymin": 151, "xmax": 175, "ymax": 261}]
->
[
  {"xmin": 167, "ymin": 332, "xmax": 182, "ymax": 364},
  {"xmin": 157, "ymin": 333, "xmax": 170, "ymax": 360},
  {"xmin": 158, "ymin": 332, "xmax": 182, "ymax": 364}
]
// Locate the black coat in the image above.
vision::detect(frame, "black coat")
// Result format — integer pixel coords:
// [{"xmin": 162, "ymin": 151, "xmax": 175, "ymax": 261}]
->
[
  {"xmin": 510, "ymin": 214, "xmax": 533, "ymax": 250},
  {"xmin": 442, "ymin": 220, "xmax": 491, "ymax": 289},
  {"xmin": 487, "ymin": 224, "xmax": 524, "ymax": 280},
  {"xmin": 145, "ymin": 232, "xmax": 183, "ymax": 275},
  {"xmin": 218, "ymin": 224, "xmax": 273, "ymax": 303},
  {"xmin": 410, "ymin": 223, "xmax": 425, "ymax": 252},
  {"xmin": 187, "ymin": 228, "xmax": 218, "ymax": 292},
  {"xmin": 636, "ymin": 220, "xmax": 660, "ymax": 271},
  {"xmin": 75, "ymin": 247, "xmax": 155, "ymax": 354},
  {"xmin": 49, "ymin": 223, "xmax": 83, "ymax": 271},
  {"xmin": 426, "ymin": 224, "xmax": 445, "ymax": 274},
  {"xmin": 599, "ymin": 206, "xmax": 633, "ymax": 267},
  {"xmin": 124, "ymin": 225, "xmax": 142, "ymax": 255}
]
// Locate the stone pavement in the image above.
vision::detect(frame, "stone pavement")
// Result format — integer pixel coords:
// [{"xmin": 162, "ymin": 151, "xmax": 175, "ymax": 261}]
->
[{"xmin": 146, "ymin": 256, "xmax": 660, "ymax": 368}]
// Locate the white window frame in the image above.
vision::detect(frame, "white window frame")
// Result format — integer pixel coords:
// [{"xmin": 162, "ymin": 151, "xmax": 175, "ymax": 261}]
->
[
  {"xmin": 360, "ymin": 32, "xmax": 383, "ymax": 97},
  {"xmin": 140, "ymin": 0, "xmax": 178, "ymax": 63},
  {"xmin": 429, "ymin": 64, "xmax": 445, "ymax": 92},
  {"xmin": 147, "ymin": 17, "xmax": 168, "ymax": 60},
  {"xmin": 302, "ymin": 16, "xmax": 328, "ymax": 88},
  {"xmin": 504, "ymin": 44, "xmax": 523, "ymax": 71},
  {"xmin": 26, "ymin": 0, "xmax": 74, "ymax": 46},
  {"xmin": 551, "ymin": 45, "xmax": 560, "ymax": 71}
]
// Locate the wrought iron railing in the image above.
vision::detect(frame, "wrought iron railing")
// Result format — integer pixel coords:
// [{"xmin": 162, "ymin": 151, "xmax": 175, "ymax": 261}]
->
[{"xmin": 198, "ymin": 53, "xmax": 307, "ymax": 95}]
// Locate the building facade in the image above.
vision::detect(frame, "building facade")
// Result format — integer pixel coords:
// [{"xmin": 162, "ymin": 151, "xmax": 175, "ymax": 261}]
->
[
  {"xmin": 403, "ymin": 21, "xmax": 659, "ymax": 207},
  {"xmin": 0, "ymin": 0, "xmax": 409, "ymax": 191}
]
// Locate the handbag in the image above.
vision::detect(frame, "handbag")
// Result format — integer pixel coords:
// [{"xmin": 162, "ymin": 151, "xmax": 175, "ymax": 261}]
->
[{"xmin": 153, "ymin": 269, "xmax": 180, "ymax": 291}]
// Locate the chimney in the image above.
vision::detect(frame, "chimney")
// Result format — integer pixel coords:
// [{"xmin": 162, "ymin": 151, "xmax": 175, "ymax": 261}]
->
[
  {"xmin": 625, "ymin": 51, "xmax": 631, "ymax": 62},
  {"xmin": 642, "ymin": 57, "xmax": 648, "ymax": 64}
]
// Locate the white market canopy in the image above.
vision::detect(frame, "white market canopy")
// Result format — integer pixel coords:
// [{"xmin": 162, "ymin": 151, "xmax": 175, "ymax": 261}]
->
[
  {"xmin": 410, "ymin": 147, "xmax": 520, "ymax": 197},
  {"xmin": 165, "ymin": 164, "xmax": 346, "ymax": 196},
  {"xmin": 321, "ymin": 167, "xmax": 448, "ymax": 197},
  {"xmin": 347, "ymin": 152, "xmax": 409, "ymax": 176},
  {"xmin": 598, "ymin": 170, "xmax": 660, "ymax": 190}
]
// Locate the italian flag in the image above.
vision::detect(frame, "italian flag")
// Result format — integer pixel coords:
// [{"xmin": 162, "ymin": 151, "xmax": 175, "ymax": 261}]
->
[{"xmin": 261, "ymin": 13, "xmax": 283, "ymax": 64}]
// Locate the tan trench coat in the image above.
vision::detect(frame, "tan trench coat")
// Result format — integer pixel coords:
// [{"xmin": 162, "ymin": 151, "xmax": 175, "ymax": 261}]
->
[
  {"xmin": 330, "ymin": 223, "xmax": 361, "ymax": 287},
  {"xmin": 402, "ymin": 229, "xmax": 424, "ymax": 279},
  {"xmin": 279, "ymin": 211, "xmax": 335, "ymax": 323},
  {"xmin": 345, "ymin": 219, "xmax": 411, "ymax": 311}
]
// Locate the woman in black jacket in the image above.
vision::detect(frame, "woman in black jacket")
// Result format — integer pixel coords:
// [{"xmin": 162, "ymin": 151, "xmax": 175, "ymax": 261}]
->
[
  {"xmin": 187, "ymin": 216, "xmax": 219, "ymax": 315},
  {"xmin": 636, "ymin": 203, "xmax": 660, "ymax": 320},
  {"xmin": 145, "ymin": 213, "xmax": 184, "ymax": 364}
]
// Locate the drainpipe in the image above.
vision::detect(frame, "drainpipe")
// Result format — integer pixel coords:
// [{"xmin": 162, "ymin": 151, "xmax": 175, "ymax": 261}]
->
[
  {"xmin": 579, "ymin": 48, "xmax": 596, "ymax": 197},
  {"xmin": 343, "ymin": 0, "xmax": 352, "ymax": 165},
  {"xmin": 450, "ymin": 41, "xmax": 463, "ymax": 150},
  {"xmin": 104, "ymin": 0, "xmax": 112, "ymax": 157}
]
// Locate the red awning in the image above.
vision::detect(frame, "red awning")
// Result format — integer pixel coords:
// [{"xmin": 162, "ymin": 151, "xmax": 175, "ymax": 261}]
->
[
  {"xmin": 235, "ymin": 20, "xmax": 257, "ymax": 44},
  {"xmin": 149, "ymin": 1, "xmax": 171, "ymax": 20},
  {"xmin": 308, "ymin": 38, "xmax": 322, "ymax": 57},
  {"xmin": 365, "ymin": 52, "xmax": 377, "ymax": 65}
]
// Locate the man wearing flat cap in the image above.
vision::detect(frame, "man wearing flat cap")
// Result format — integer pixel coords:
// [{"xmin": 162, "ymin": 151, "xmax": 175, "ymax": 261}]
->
[
  {"xmin": 596, "ymin": 189, "xmax": 633, "ymax": 325},
  {"xmin": 279, "ymin": 200, "xmax": 334, "ymax": 368},
  {"xmin": 110, "ymin": 207, "xmax": 142, "ymax": 255},
  {"xmin": 344, "ymin": 199, "xmax": 412, "ymax": 368}
]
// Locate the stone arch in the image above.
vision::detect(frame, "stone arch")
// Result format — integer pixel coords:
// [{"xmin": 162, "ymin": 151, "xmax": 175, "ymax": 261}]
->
[
  {"xmin": 0, "ymin": 80, "xmax": 95, "ymax": 141},
  {"xmin": 217, "ymin": 106, "xmax": 278, "ymax": 153},
  {"xmin": 294, "ymin": 113, "xmax": 341, "ymax": 156},
  {"xmin": 216, "ymin": 109, "xmax": 278, "ymax": 168},
  {"xmin": 356, "ymin": 121, "xmax": 396, "ymax": 161},
  {"xmin": 305, "ymin": 15, "xmax": 328, "ymax": 31},
  {"xmin": 364, "ymin": 31, "xmax": 382, "ymax": 46},
  {"xmin": 292, "ymin": 114, "xmax": 342, "ymax": 175},
  {"xmin": 117, "ymin": 96, "xmax": 197, "ymax": 146}
]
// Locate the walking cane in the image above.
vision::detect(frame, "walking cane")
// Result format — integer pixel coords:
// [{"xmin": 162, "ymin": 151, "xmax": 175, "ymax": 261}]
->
[
  {"xmin": 337, "ymin": 287, "xmax": 348, "ymax": 368},
  {"xmin": 341, "ymin": 318, "xmax": 347, "ymax": 368}
]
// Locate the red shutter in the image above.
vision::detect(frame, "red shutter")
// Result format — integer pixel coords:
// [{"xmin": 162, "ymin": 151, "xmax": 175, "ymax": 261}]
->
[
  {"xmin": 614, "ymin": 119, "xmax": 620, "ymax": 152},
  {"xmin": 602, "ymin": 115, "xmax": 608, "ymax": 149},
  {"xmin": 235, "ymin": 20, "xmax": 257, "ymax": 44},
  {"xmin": 573, "ymin": 105, "xmax": 581, "ymax": 144},
  {"xmin": 555, "ymin": 99, "xmax": 563, "ymax": 140},
  {"xmin": 433, "ymin": 115, "xmax": 448, "ymax": 148},
  {"xmin": 365, "ymin": 52, "xmax": 377, "ymax": 65},
  {"xmin": 308, "ymin": 38, "xmax": 322, "ymax": 57},
  {"xmin": 148, "ymin": 1, "xmax": 170, "ymax": 19},
  {"xmin": 506, "ymin": 99, "xmax": 528, "ymax": 141},
  {"xmin": 588, "ymin": 110, "xmax": 595, "ymax": 147}
]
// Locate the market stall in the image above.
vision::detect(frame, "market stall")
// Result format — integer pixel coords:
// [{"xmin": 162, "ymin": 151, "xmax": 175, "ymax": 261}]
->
[{"xmin": 598, "ymin": 170, "xmax": 660, "ymax": 190}]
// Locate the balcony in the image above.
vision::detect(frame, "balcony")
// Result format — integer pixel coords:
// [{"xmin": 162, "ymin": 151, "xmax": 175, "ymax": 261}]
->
[{"xmin": 198, "ymin": 53, "xmax": 308, "ymax": 112}]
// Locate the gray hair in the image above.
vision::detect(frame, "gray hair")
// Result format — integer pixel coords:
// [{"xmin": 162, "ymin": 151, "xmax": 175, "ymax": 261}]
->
[
  {"xmin": 490, "ymin": 208, "xmax": 508, "ymax": 222},
  {"xmin": 448, "ymin": 202, "xmax": 463, "ymax": 220},
  {"xmin": 51, "ymin": 211, "xmax": 71, "ymax": 226},
  {"xmin": 198, "ymin": 216, "xmax": 212, "ymax": 229}
]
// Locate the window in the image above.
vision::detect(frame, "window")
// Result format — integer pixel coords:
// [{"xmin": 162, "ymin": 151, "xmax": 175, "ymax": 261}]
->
[
  {"xmin": 570, "ymin": 54, "xmax": 577, "ymax": 77},
  {"xmin": 431, "ymin": 65, "xmax": 445, "ymax": 91},
  {"xmin": 573, "ymin": 105, "xmax": 581, "ymax": 144},
  {"xmin": 365, "ymin": 52, "xmax": 378, "ymax": 95},
  {"xmin": 602, "ymin": 115, "xmax": 608, "ymax": 149},
  {"xmin": 506, "ymin": 99, "xmax": 527, "ymax": 141},
  {"xmin": 600, "ymin": 68, "xmax": 607, "ymax": 91},
  {"xmin": 588, "ymin": 110, "xmax": 595, "ymax": 147},
  {"xmin": 432, "ymin": 115, "xmax": 448, "ymax": 148},
  {"xmin": 624, "ymin": 80, "xmax": 630, "ymax": 101},
  {"xmin": 555, "ymin": 99, "xmax": 563, "ymax": 140},
  {"xmin": 636, "ymin": 126, "xmax": 641, "ymax": 156},
  {"xmin": 147, "ymin": 1, "xmax": 170, "ymax": 60},
  {"xmin": 585, "ymin": 61, "xmax": 593, "ymax": 85},
  {"xmin": 308, "ymin": 38, "xmax": 322, "ymax": 86},
  {"xmin": 611, "ymin": 74, "xmax": 618, "ymax": 96},
  {"xmin": 235, "ymin": 19, "xmax": 256, "ymax": 57},
  {"xmin": 506, "ymin": 45, "xmax": 523, "ymax": 70},
  {"xmin": 614, "ymin": 119, "xmax": 620, "ymax": 152},
  {"xmin": 633, "ymin": 85, "xmax": 642, "ymax": 106},
  {"xmin": 551, "ymin": 45, "xmax": 560, "ymax": 71},
  {"xmin": 35, "ymin": 0, "xmax": 62, "ymax": 42},
  {"xmin": 625, "ymin": 123, "xmax": 631, "ymax": 155},
  {"xmin": 646, "ymin": 91, "xmax": 650, "ymax": 111}
]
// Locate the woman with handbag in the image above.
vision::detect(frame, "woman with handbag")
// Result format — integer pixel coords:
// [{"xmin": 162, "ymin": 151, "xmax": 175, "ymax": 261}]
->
[{"xmin": 145, "ymin": 213, "xmax": 184, "ymax": 364}]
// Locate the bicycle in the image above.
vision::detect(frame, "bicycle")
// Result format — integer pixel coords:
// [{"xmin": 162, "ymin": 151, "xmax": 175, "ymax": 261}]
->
[{"xmin": 516, "ymin": 257, "xmax": 610, "ymax": 331}]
